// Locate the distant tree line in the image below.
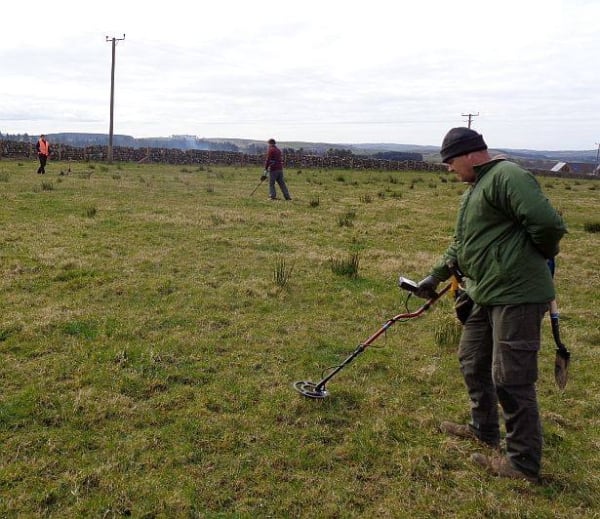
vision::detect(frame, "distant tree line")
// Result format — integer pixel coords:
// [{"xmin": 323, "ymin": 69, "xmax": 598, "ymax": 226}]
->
[
  {"xmin": 0, "ymin": 132, "xmax": 423, "ymax": 161},
  {"xmin": 372, "ymin": 151, "xmax": 424, "ymax": 161},
  {"xmin": 0, "ymin": 132, "xmax": 240, "ymax": 152}
]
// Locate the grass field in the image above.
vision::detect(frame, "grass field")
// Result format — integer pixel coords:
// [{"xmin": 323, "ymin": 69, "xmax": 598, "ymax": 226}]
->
[{"xmin": 0, "ymin": 159, "xmax": 599, "ymax": 518}]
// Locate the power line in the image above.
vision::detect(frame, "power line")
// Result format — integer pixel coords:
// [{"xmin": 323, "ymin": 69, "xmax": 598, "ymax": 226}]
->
[{"xmin": 106, "ymin": 34, "xmax": 125, "ymax": 164}]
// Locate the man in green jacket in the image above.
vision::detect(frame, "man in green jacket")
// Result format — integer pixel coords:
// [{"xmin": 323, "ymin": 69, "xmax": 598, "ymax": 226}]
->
[{"xmin": 414, "ymin": 127, "xmax": 566, "ymax": 483}]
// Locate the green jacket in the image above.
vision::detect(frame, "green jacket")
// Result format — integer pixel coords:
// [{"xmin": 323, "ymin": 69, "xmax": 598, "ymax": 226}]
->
[{"xmin": 431, "ymin": 159, "xmax": 567, "ymax": 305}]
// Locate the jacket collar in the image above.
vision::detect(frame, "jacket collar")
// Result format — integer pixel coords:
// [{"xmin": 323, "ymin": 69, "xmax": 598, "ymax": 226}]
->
[{"xmin": 474, "ymin": 158, "xmax": 505, "ymax": 182}]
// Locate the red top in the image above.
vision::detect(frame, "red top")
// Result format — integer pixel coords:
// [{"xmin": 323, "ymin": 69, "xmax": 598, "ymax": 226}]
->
[{"xmin": 264, "ymin": 145, "xmax": 283, "ymax": 171}]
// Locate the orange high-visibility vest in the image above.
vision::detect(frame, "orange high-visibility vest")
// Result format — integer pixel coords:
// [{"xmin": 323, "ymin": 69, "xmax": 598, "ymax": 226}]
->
[{"xmin": 38, "ymin": 139, "xmax": 49, "ymax": 155}]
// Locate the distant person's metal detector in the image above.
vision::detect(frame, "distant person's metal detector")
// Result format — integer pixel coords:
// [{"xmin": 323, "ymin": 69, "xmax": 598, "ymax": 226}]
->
[
  {"xmin": 293, "ymin": 279, "xmax": 452, "ymax": 399},
  {"xmin": 249, "ymin": 173, "xmax": 267, "ymax": 197}
]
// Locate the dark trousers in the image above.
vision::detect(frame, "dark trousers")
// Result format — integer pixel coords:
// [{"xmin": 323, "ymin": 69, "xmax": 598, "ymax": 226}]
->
[
  {"xmin": 459, "ymin": 303, "xmax": 547, "ymax": 477},
  {"xmin": 37, "ymin": 154, "xmax": 48, "ymax": 174},
  {"xmin": 268, "ymin": 170, "xmax": 291, "ymax": 200}
]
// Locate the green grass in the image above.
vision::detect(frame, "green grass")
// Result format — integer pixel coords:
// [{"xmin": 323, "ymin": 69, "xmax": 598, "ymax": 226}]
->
[{"xmin": 0, "ymin": 159, "xmax": 599, "ymax": 517}]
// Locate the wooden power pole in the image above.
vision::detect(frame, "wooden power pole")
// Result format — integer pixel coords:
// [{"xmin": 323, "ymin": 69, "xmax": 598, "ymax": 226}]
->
[
  {"xmin": 106, "ymin": 34, "xmax": 125, "ymax": 164},
  {"xmin": 462, "ymin": 112, "xmax": 479, "ymax": 128}
]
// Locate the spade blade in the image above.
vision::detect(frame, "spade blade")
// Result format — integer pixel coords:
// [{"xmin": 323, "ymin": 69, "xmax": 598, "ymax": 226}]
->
[{"xmin": 554, "ymin": 348, "xmax": 570, "ymax": 390}]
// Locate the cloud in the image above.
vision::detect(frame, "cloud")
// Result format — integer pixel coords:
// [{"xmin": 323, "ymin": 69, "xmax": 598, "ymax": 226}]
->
[{"xmin": 1, "ymin": 0, "xmax": 599, "ymax": 149}]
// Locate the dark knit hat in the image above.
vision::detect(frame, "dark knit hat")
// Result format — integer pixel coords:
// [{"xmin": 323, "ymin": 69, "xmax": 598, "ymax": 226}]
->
[{"xmin": 440, "ymin": 127, "xmax": 487, "ymax": 163}]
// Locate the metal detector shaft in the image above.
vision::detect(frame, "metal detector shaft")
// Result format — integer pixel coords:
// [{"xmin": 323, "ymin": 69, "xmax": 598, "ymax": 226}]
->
[
  {"xmin": 310, "ymin": 283, "xmax": 452, "ymax": 393},
  {"xmin": 312, "ymin": 344, "xmax": 367, "ymax": 393},
  {"xmin": 250, "ymin": 176, "xmax": 266, "ymax": 196}
]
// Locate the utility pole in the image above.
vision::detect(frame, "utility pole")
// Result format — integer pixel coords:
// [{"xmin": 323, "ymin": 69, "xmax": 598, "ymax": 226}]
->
[
  {"xmin": 462, "ymin": 112, "xmax": 479, "ymax": 128},
  {"xmin": 595, "ymin": 142, "xmax": 600, "ymax": 175},
  {"xmin": 106, "ymin": 34, "xmax": 125, "ymax": 164}
]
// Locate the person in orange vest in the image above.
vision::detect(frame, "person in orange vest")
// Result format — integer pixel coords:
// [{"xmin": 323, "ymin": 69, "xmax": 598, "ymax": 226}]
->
[{"xmin": 36, "ymin": 134, "xmax": 50, "ymax": 174}]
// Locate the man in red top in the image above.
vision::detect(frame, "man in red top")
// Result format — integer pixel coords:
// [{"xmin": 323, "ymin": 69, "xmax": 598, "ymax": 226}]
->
[
  {"xmin": 264, "ymin": 138, "xmax": 292, "ymax": 200},
  {"xmin": 35, "ymin": 134, "xmax": 50, "ymax": 174}
]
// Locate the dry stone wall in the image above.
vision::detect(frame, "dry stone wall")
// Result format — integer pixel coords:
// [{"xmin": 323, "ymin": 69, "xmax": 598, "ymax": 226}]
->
[{"xmin": 0, "ymin": 139, "xmax": 442, "ymax": 173}]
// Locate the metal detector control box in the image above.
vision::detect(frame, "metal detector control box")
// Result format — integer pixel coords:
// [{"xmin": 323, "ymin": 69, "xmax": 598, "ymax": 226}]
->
[{"xmin": 398, "ymin": 277, "xmax": 419, "ymax": 293}]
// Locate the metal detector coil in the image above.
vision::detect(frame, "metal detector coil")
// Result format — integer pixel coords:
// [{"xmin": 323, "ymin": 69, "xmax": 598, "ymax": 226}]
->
[{"xmin": 293, "ymin": 380, "xmax": 329, "ymax": 399}]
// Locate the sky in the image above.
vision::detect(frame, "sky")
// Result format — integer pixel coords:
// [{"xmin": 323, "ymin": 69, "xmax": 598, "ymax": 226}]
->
[{"xmin": 1, "ymin": 0, "xmax": 599, "ymax": 151}]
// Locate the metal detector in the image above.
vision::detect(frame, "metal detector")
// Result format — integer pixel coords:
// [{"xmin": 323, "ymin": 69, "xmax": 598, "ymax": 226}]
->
[
  {"xmin": 293, "ymin": 280, "xmax": 452, "ymax": 399},
  {"xmin": 249, "ymin": 174, "xmax": 267, "ymax": 196}
]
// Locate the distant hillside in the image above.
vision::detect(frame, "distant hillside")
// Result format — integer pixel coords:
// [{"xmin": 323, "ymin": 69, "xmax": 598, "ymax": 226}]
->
[
  {"xmin": 495, "ymin": 148, "xmax": 599, "ymax": 163},
  {"xmin": 348, "ymin": 142, "xmax": 440, "ymax": 154}
]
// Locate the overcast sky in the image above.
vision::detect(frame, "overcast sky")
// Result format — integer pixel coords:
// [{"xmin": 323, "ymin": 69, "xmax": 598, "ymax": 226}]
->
[{"xmin": 2, "ymin": 0, "xmax": 599, "ymax": 150}]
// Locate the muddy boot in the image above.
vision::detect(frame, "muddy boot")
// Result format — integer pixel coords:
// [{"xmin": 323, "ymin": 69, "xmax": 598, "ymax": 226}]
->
[
  {"xmin": 440, "ymin": 421, "xmax": 500, "ymax": 448},
  {"xmin": 471, "ymin": 453, "xmax": 540, "ymax": 484}
]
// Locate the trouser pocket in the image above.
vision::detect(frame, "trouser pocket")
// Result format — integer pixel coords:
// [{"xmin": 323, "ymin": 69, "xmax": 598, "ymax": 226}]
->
[{"xmin": 491, "ymin": 304, "xmax": 546, "ymax": 386}]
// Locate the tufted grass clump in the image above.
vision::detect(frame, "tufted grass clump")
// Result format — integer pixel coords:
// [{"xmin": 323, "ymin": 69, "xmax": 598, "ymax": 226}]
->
[
  {"xmin": 433, "ymin": 313, "xmax": 463, "ymax": 348},
  {"xmin": 330, "ymin": 252, "xmax": 360, "ymax": 278},
  {"xmin": 273, "ymin": 256, "xmax": 293, "ymax": 288},
  {"xmin": 338, "ymin": 210, "xmax": 356, "ymax": 227},
  {"xmin": 583, "ymin": 221, "xmax": 600, "ymax": 233}
]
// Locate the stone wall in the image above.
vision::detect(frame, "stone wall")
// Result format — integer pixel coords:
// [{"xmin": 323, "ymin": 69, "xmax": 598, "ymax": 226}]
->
[{"xmin": 1, "ymin": 139, "xmax": 446, "ymax": 173}]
